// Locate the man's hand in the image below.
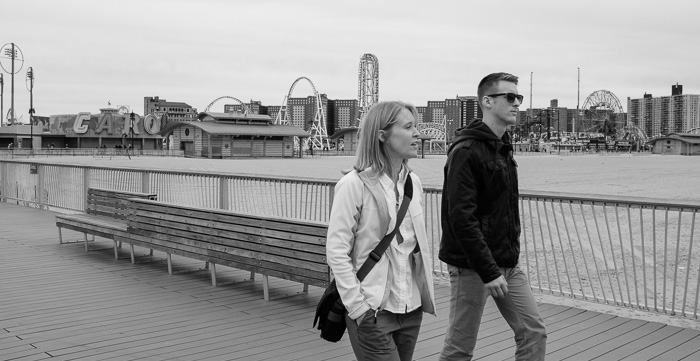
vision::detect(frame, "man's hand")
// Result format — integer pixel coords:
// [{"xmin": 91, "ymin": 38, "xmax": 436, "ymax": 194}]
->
[{"xmin": 485, "ymin": 275, "xmax": 508, "ymax": 298}]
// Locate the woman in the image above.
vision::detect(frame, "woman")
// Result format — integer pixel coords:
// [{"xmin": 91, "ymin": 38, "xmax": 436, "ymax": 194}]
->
[{"xmin": 326, "ymin": 101, "xmax": 436, "ymax": 361}]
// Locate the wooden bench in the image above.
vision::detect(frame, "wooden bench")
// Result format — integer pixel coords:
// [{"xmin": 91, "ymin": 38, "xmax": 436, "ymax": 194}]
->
[
  {"xmin": 115, "ymin": 198, "xmax": 330, "ymax": 300},
  {"xmin": 55, "ymin": 188, "xmax": 157, "ymax": 258}
]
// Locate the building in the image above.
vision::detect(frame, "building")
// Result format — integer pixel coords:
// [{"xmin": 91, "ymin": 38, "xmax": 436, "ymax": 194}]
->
[
  {"xmin": 327, "ymin": 99, "xmax": 359, "ymax": 133},
  {"xmin": 224, "ymin": 100, "xmax": 264, "ymax": 115},
  {"xmin": 159, "ymin": 112, "xmax": 310, "ymax": 158},
  {"xmin": 144, "ymin": 96, "xmax": 198, "ymax": 122},
  {"xmin": 415, "ymin": 96, "xmax": 482, "ymax": 142},
  {"xmin": 648, "ymin": 133, "xmax": 700, "ymax": 155},
  {"xmin": 627, "ymin": 85, "xmax": 700, "ymax": 138}
]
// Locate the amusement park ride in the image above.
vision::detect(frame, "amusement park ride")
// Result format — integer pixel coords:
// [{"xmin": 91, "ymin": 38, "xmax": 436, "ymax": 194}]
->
[
  {"xmin": 522, "ymin": 89, "xmax": 649, "ymax": 152},
  {"xmin": 202, "ymin": 54, "xmax": 381, "ymax": 151}
]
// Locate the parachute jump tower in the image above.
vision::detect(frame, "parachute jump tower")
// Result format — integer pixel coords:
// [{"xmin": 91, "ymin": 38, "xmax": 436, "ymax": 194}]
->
[{"xmin": 358, "ymin": 53, "xmax": 379, "ymax": 124}]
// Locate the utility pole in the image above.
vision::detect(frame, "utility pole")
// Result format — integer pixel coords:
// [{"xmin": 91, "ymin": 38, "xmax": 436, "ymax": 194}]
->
[{"xmin": 26, "ymin": 67, "xmax": 34, "ymax": 150}]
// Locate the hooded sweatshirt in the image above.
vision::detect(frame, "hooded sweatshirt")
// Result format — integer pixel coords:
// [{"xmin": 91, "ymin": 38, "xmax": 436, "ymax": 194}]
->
[{"xmin": 438, "ymin": 119, "xmax": 521, "ymax": 283}]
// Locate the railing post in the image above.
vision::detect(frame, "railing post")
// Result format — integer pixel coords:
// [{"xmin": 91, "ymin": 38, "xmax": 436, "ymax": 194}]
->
[
  {"xmin": 37, "ymin": 164, "xmax": 45, "ymax": 209},
  {"xmin": 83, "ymin": 167, "xmax": 90, "ymax": 212},
  {"xmin": 141, "ymin": 171, "xmax": 150, "ymax": 194},
  {"xmin": 219, "ymin": 176, "xmax": 229, "ymax": 210}
]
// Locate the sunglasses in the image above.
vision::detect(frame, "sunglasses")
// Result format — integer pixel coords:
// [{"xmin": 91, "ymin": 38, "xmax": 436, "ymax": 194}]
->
[{"xmin": 487, "ymin": 93, "xmax": 524, "ymax": 104}]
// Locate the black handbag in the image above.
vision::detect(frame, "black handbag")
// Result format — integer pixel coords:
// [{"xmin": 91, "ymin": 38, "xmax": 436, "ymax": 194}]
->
[{"xmin": 314, "ymin": 174, "xmax": 413, "ymax": 342}]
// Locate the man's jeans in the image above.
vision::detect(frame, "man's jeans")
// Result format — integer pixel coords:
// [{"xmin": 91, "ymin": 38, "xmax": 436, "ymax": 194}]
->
[{"xmin": 439, "ymin": 265, "xmax": 547, "ymax": 361}]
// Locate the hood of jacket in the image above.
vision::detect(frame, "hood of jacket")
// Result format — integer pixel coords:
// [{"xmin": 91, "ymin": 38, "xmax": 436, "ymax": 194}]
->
[{"xmin": 448, "ymin": 119, "xmax": 512, "ymax": 154}]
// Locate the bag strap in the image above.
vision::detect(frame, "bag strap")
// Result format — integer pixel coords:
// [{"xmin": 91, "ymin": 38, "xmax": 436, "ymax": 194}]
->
[{"xmin": 356, "ymin": 173, "xmax": 413, "ymax": 282}]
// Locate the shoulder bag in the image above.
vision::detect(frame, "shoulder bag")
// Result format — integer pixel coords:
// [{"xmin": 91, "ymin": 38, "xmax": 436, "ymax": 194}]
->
[{"xmin": 313, "ymin": 174, "xmax": 413, "ymax": 342}]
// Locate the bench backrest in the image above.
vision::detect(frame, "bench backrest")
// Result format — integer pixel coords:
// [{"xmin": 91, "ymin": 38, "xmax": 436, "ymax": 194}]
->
[
  {"xmin": 127, "ymin": 198, "xmax": 330, "ymax": 287},
  {"xmin": 86, "ymin": 188, "xmax": 157, "ymax": 220}
]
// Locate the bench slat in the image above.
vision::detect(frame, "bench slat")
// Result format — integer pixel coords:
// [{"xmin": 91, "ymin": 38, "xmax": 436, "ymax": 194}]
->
[{"xmin": 130, "ymin": 200, "xmax": 327, "ymax": 237}]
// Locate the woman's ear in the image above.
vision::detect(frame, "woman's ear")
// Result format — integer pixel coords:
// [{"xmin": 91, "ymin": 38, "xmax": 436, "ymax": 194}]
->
[{"xmin": 378, "ymin": 130, "xmax": 386, "ymax": 143}]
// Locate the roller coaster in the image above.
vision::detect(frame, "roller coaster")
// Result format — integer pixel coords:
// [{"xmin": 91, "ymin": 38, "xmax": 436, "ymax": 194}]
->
[{"xmin": 274, "ymin": 76, "xmax": 330, "ymax": 150}]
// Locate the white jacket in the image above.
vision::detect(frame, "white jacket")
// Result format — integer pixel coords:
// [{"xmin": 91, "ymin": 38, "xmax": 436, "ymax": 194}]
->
[{"xmin": 326, "ymin": 168, "xmax": 436, "ymax": 320}]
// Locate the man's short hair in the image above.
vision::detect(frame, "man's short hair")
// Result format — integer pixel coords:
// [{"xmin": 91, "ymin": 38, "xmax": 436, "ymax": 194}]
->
[{"xmin": 477, "ymin": 72, "xmax": 519, "ymax": 108}]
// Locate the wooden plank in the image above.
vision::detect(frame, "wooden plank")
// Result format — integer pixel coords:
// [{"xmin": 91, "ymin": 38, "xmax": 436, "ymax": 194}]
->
[{"xmin": 130, "ymin": 198, "xmax": 327, "ymax": 233}]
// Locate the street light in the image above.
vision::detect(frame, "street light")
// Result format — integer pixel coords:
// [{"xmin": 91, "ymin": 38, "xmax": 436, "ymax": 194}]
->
[
  {"xmin": 26, "ymin": 67, "xmax": 34, "ymax": 150},
  {"xmin": 129, "ymin": 111, "xmax": 135, "ymax": 150}
]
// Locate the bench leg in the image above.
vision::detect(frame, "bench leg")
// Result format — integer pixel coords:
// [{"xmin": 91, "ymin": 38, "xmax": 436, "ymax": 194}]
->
[
  {"xmin": 167, "ymin": 253, "xmax": 173, "ymax": 275},
  {"xmin": 303, "ymin": 283, "xmax": 309, "ymax": 293},
  {"xmin": 130, "ymin": 244, "xmax": 135, "ymax": 264},
  {"xmin": 113, "ymin": 240, "xmax": 119, "ymax": 260},
  {"xmin": 204, "ymin": 261, "xmax": 209, "ymax": 270},
  {"xmin": 149, "ymin": 249, "xmax": 153, "ymax": 256},
  {"xmin": 250, "ymin": 271, "xmax": 255, "ymax": 281},
  {"xmin": 263, "ymin": 275, "xmax": 270, "ymax": 301},
  {"xmin": 210, "ymin": 263, "xmax": 217, "ymax": 287},
  {"xmin": 58, "ymin": 227, "xmax": 63, "ymax": 244},
  {"xmin": 84, "ymin": 233, "xmax": 89, "ymax": 251}
]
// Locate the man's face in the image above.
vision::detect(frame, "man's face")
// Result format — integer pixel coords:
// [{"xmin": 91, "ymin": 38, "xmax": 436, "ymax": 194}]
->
[{"xmin": 488, "ymin": 80, "xmax": 521, "ymax": 126}]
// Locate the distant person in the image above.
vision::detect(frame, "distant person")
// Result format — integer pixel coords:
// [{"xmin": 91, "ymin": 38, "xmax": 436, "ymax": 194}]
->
[
  {"xmin": 326, "ymin": 101, "xmax": 436, "ymax": 361},
  {"xmin": 439, "ymin": 72, "xmax": 546, "ymax": 360},
  {"xmin": 8, "ymin": 142, "xmax": 13, "ymax": 149}
]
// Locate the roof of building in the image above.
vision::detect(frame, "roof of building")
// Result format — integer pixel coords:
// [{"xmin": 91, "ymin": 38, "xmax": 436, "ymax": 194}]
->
[
  {"xmin": 329, "ymin": 127, "xmax": 359, "ymax": 139},
  {"xmin": 159, "ymin": 121, "xmax": 310, "ymax": 138},
  {"xmin": 154, "ymin": 101, "xmax": 193, "ymax": 108},
  {"xmin": 649, "ymin": 133, "xmax": 700, "ymax": 145},
  {"xmin": 197, "ymin": 112, "xmax": 272, "ymax": 122}
]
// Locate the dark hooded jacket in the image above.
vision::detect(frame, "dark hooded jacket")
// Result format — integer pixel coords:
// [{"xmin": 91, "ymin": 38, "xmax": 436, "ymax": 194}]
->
[{"xmin": 438, "ymin": 119, "xmax": 521, "ymax": 283}]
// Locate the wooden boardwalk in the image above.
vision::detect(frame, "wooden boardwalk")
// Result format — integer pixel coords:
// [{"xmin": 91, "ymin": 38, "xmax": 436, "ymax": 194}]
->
[{"xmin": 1, "ymin": 201, "xmax": 699, "ymax": 361}]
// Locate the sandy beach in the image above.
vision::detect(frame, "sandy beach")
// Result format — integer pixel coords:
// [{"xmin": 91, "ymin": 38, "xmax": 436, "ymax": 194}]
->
[{"xmin": 21, "ymin": 153, "xmax": 700, "ymax": 202}]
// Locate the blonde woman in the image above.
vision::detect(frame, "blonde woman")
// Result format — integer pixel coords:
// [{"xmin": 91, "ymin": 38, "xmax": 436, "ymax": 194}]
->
[{"xmin": 326, "ymin": 101, "xmax": 436, "ymax": 361}]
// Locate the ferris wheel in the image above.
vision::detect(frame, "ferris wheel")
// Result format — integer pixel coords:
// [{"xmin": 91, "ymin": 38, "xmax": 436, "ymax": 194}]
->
[{"xmin": 580, "ymin": 90, "xmax": 625, "ymax": 135}]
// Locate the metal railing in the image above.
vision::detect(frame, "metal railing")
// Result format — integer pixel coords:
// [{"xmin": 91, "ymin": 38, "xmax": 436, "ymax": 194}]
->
[
  {"xmin": 1, "ymin": 159, "xmax": 697, "ymax": 318},
  {"xmin": 0, "ymin": 148, "xmax": 184, "ymax": 159}
]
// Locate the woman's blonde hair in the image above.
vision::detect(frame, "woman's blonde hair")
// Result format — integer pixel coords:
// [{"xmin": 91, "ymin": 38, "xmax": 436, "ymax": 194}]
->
[{"xmin": 353, "ymin": 101, "xmax": 418, "ymax": 176}]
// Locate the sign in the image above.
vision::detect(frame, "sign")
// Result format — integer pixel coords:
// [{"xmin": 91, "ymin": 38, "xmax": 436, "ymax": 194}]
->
[{"xmin": 30, "ymin": 164, "xmax": 37, "ymax": 174}]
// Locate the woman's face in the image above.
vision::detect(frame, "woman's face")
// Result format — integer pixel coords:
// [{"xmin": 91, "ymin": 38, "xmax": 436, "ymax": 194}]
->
[{"xmin": 381, "ymin": 108, "xmax": 420, "ymax": 161}]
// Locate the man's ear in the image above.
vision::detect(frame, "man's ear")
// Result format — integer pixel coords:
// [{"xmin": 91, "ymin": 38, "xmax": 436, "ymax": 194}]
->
[{"xmin": 481, "ymin": 97, "xmax": 492, "ymax": 110}]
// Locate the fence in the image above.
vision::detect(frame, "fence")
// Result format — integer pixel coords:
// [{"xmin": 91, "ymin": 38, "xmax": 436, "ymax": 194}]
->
[
  {"xmin": 0, "ymin": 148, "xmax": 183, "ymax": 159},
  {"xmin": 1, "ymin": 159, "xmax": 697, "ymax": 319}
]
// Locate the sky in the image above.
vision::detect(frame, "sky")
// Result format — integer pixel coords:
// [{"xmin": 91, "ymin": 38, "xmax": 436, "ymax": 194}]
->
[{"xmin": 1, "ymin": 0, "xmax": 699, "ymax": 122}]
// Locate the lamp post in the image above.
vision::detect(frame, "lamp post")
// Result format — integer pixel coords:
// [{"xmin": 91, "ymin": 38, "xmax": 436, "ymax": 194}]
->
[
  {"xmin": 26, "ymin": 67, "xmax": 34, "ymax": 150},
  {"xmin": 129, "ymin": 111, "xmax": 135, "ymax": 150}
]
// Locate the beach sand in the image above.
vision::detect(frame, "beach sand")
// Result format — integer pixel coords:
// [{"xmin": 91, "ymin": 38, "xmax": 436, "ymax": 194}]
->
[{"xmin": 25, "ymin": 153, "xmax": 700, "ymax": 202}]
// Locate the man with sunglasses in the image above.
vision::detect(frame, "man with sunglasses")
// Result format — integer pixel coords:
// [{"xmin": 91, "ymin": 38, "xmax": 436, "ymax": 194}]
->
[{"xmin": 439, "ymin": 72, "xmax": 547, "ymax": 360}]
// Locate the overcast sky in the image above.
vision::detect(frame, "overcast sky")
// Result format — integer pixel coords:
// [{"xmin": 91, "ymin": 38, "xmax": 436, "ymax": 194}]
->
[{"xmin": 1, "ymin": 0, "xmax": 699, "ymax": 121}]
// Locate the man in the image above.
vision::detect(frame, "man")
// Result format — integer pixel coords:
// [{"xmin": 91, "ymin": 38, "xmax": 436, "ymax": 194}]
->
[{"xmin": 439, "ymin": 72, "xmax": 546, "ymax": 360}]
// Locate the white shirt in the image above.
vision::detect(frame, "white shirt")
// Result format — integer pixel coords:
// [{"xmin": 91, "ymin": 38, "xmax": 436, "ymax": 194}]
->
[{"xmin": 378, "ymin": 168, "xmax": 422, "ymax": 314}]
